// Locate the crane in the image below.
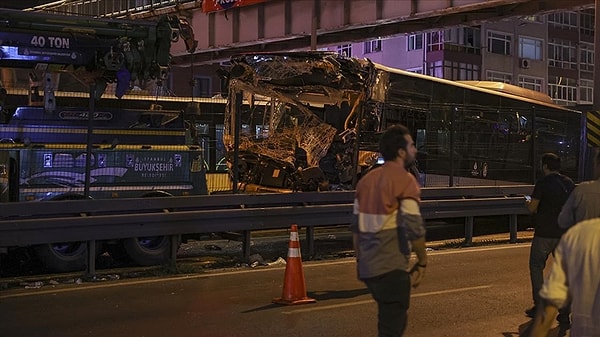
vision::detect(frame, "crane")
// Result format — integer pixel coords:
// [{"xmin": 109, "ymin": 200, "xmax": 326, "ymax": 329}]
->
[{"xmin": 0, "ymin": 8, "xmax": 197, "ymax": 111}]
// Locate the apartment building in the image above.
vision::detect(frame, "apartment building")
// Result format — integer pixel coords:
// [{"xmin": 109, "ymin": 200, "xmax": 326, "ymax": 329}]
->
[{"xmin": 326, "ymin": 9, "xmax": 594, "ymax": 107}]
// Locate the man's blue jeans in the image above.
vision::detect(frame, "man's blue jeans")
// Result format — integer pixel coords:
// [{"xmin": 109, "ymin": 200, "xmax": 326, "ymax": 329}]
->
[{"xmin": 364, "ymin": 269, "xmax": 411, "ymax": 337}]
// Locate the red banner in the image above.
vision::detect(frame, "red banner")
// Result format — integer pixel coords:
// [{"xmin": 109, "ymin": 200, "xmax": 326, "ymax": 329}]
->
[{"xmin": 202, "ymin": 0, "xmax": 267, "ymax": 13}]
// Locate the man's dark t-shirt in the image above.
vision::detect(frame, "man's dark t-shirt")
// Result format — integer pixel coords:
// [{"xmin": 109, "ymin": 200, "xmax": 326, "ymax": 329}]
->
[{"xmin": 531, "ymin": 173, "xmax": 575, "ymax": 238}]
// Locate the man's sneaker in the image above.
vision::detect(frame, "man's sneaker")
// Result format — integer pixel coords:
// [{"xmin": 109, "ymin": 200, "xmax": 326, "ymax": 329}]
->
[{"xmin": 525, "ymin": 306, "xmax": 537, "ymax": 318}]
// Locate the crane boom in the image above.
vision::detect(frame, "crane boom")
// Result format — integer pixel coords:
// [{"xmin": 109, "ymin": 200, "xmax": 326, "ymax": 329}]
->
[{"xmin": 0, "ymin": 8, "xmax": 196, "ymax": 99}]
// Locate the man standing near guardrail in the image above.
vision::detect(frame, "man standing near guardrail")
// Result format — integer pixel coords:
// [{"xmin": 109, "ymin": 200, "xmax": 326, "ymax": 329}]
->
[
  {"xmin": 351, "ymin": 124, "xmax": 427, "ymax": 337},
  {"xmin": 525, "ymin": 153, "xmax": 574, "ymax": 327}
]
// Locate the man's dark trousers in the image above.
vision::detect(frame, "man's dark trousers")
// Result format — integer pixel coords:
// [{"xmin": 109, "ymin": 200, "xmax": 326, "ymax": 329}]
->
[
  {"xmin": 529, "ymin": 236, "xmax": 571, "ymax": 322},
  {"xmin": 364, "ymin": 269, "xmax": 411, "ymax": 337}
]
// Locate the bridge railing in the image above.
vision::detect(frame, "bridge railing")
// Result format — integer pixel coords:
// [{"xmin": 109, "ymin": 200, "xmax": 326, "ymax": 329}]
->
[
  {"xmin": 0, "ymin": 185, "xmax": 533, "ymax": 275},
  {"xmin": 27, "ymin": 0, "xmax": 196, "ymax": 18}
]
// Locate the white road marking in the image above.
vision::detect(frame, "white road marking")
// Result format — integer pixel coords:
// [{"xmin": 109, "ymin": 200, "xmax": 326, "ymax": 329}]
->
[{"xmin": 281, "ymin": 285, "xmax": 492, "ymax": 314}]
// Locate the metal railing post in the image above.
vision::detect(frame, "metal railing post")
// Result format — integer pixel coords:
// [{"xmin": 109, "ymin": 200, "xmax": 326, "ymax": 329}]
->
[
  {"xmin": 509, "ymin": 214, "xmax": 518, "ymax": 243},
  {"xmin": 241, "ymin": 230, "xmax": 251, "ymax": 257},
  {"xmin": 169, "ymin": 234, "xmax": 180, "ymax": 272},
  {"xmin": 86, "ymin": 239, "xmax": 96, "ymax": 278},
  {"xmin": 306, "ymin": 226, "xmax": 315, "ymax": 259},
  {"xmin": 464, "ymin": 216, "xmax": 474, "ymax": 245}
]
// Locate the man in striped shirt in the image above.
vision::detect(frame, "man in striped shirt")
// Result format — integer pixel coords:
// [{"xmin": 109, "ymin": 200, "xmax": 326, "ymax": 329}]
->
[{"xmin": 350, "ymin": 124, "xmax": 428, "ymax": 337}]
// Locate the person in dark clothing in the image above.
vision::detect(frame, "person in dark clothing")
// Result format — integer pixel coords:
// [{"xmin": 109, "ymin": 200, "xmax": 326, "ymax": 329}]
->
[{"xmin": 525, "ymin": 153, "xmax": 575, "ymax": 326}]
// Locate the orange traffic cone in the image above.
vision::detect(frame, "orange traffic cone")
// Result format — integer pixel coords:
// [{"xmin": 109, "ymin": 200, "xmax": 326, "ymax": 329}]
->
[{"xmin": 272, "ymin": 224, "xmax": 316, "ymax": 305}]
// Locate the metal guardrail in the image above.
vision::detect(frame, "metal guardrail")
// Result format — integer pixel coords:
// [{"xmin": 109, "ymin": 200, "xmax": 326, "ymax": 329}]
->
[
  {"xmin": 0, "ymin": 185, "xmax": 533, "ymax": 275},
  {"xmin": 0, "ymin": 185, "xmax": 534, "ymax": 244},
  {"xmin": 0, "ymin": 185, "xmax": 533, "ymax": 220}
]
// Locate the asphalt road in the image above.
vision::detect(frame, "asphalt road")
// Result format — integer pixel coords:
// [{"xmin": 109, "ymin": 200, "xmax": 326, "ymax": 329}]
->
[{"xmin": 0, "ymin": 242, "xmax": 569, "ymax": 337}]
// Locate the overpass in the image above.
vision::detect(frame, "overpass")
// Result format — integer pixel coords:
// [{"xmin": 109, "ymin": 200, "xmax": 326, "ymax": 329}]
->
[{"xmin": 28, "ymin": 0, "xmax": 594, "ymax": 65}]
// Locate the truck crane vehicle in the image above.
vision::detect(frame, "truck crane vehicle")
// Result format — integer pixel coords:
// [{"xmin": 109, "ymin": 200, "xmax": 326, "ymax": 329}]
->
[{"xmin": 0, "ymin": 9, "xmax": 207, "ymax": 272}]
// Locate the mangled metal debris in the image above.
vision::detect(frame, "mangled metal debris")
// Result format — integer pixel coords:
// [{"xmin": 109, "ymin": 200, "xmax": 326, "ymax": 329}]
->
[{"xmin": 224, "ymin": 52, "xmax": 379, "ymax": 192}]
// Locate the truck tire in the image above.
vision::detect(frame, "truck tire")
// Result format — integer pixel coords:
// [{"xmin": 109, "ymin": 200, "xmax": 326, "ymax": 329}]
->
[
  {"xmin": 33, "ymin": 193, "xmax": 94, "ymax": 272},
  {"xmin": 33, "ymin": 242, "xmax": 87, "ymax": 272},
  {"xmin": 121, "ymin": 191, "xmax": 176, "ymax": 266},
  {"xmin": 122, "ymin": 236, "xmax": 171, "ymax": 266}
]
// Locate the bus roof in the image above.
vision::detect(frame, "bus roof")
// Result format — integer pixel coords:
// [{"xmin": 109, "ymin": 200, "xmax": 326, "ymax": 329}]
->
[
  {"xmin": 373, "ymin": 62, "xmax": 579, "ymax": 113},
  {"xmin": 455, "ymin": 81, "xmax": 553, "ymax": 104}
]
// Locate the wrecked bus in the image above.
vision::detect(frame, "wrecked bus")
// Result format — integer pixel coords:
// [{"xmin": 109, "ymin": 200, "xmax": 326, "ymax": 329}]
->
[{"xmin": 223, "ymin": 51, "xmax": 582, "ymax": 192}]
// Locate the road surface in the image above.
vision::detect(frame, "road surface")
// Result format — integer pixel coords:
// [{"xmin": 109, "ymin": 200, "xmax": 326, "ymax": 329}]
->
[{"xmin": 0, "ymin": 242, "xmax": 569, "ymax": 337}]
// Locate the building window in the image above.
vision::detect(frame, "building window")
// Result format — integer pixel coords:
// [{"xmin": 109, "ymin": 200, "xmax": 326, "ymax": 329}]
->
[
  {"xmin": 337, "ymin": 44, "xmax": 352, "ymax": 57},
  {"xmin": 443, "ymin": 61, "xmax": 479, "ymax": 81},
  {"xmin": 193, "ymin": 77, "xmax": 211, "ymax": 97},
  {"xmin": 518, "ymin": 75, "xmax": 543, "ymax": 92},
  {"xmin": 518, "ymin": 37, "xmax": 543, "ymax": 60},
  {"xmin": 579, "ymin": 9, "xmax": 594, "ymax": 36},
  {"xmin": 408, "ymin": 34, "xmax": 423, "ymax": 51},
  {"xmin": 364, "ymin": 39, "xmax": 382, "ymax": 54},
  {"xmin": 548, "ymin": 12, "xmax": 578, "ymax": 30},
  {"xmin": 441, "ymin": 27, "xmax": 481, "ymax": 55},
  {"xmin": 548, "ymin": 76, "xmax": 577, "ymax": 106},
  {"xmin": 487, "ymin": 31, "xmax": 512, "ymax": 55},
  {"xmin": 426, "ymin": 60, "xmax": 443, "ymax": 78},
  {"xmin": 548, "ymin": 39, "xmax": 577, "ymax": 70},
  {"xmin": 579, "ymin": 79, "xmax": 593, "ymax": 104},
  {"xmin": 441, "ymin": 27, "xmax": 480, "ymax": 47},
  {"xmin": 427, "ymin": 31, "xmax": 444, "ymax": 52},
  {"xmin": 487, "ymin": 70, "xmax": 512, "ymax": 84},
  {"xmin": 580, "ymin": 42, "xmax": 594, "ymax": 73},
  {"xmin": 462, "ymin": 27, "xmax": 481, "ymax": 48}
]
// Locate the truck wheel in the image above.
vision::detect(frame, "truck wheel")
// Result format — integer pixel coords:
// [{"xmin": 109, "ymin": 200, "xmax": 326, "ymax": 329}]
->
[
  {"xmin": 33, "ymin": 193, "xmax": 93, "ymax": 272},
  {"xmin": 33, "ymin": 242, "xmax": 87, "ymax": 272},
  {"xmin": 122, "ymin": 236, "xmax": 171, "ymax": 266},
  {"xmin": 121, "ymin": 191, "xmax": 175, "ymax": 266}
]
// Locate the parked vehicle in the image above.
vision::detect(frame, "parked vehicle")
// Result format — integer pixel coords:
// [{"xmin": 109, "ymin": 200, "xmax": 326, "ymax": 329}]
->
[{"xmin": 0, "ymin": 8, "xmax": 206, "ymax": 272}]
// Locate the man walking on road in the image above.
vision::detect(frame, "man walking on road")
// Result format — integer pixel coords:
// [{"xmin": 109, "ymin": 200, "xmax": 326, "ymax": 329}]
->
[
  {"xmin": 525, "ymin": 153, "xmax": 574, "ymax": 325},
  {"xmin": 351, "ymin": 124, "xmax": 428, "ymax": 337}
]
